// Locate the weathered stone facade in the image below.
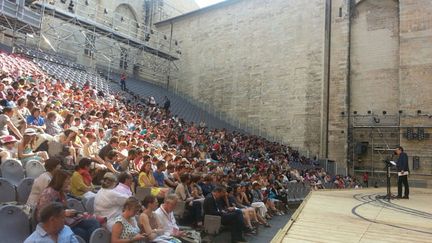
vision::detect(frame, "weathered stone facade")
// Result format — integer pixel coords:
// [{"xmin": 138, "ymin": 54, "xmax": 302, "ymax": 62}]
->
[
  {"xmin": 156, "ymin": 0, "xmax": 432, "ymax": 176},
  {"xmin": 157, "ymin": 0, "xmax": 326, "ymax": 159}
]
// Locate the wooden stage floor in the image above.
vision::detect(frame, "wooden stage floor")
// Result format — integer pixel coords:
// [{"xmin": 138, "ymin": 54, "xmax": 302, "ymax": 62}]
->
[{"xmin": 276, "ymin": 188, "xmax": 432, "ymax": 243}]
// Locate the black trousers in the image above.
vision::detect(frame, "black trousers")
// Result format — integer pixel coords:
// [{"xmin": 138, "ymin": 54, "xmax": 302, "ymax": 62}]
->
[
  {"xmin": 120, "ymin": 80, "xmax": 126, "ymax": 91},
  {"xmin": 221, "ymin": 210, "xmax": 245, "ymax": 243},
  {"xmin": 397, "ymin": 175, "xmax": 409, "ymax": 197},
  {"xmin": 187, "ymin": 201, "xmax": 203, "ymax": 224}
]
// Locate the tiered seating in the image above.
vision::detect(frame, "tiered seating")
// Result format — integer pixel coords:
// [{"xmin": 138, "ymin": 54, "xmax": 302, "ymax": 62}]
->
[
  {"xmin": 0, "ymin": 159, "xmax": 45, "ymax": 203},
  {"xmin": 108, "ymin": 73, "xmax": 240, "ymax": 131},
  {"xmin": 0, "ymin": 52, "xmax": 45, "ymax": 76},
  {"xmin": 35, "ymin": 59, "xmax": 110, "ymax": 93},
  {"xmin": 0, "ymin": 49, "xmax": 353, "ymax": 243},
  {"xmin": 15, "ymin": 45, "xmax": 86, "ymax": 70}
]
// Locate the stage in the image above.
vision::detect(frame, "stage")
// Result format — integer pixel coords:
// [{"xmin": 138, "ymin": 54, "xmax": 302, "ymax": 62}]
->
[{"xmin": 272, "ymin": 188, "xmax": 432, "ymax": 243}]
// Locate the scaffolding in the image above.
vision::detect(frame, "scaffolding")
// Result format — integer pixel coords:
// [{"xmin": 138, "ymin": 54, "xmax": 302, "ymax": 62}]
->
[
  {"xmin": 351, "ymin": 114, "xmax": 401, "ymax": 181},
  {"xmin": 6, "ymin": 0, "xmax": 180, "ymax": 84},
  {"xmin": 0, "ymin": 0, "xmax": 42, "ymax": 47}
]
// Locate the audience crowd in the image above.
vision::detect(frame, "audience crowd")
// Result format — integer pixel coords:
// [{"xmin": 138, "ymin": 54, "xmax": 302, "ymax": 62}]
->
[{"xmin": 0, "ymin": 51, "xmax": 361, "ymax": 243}]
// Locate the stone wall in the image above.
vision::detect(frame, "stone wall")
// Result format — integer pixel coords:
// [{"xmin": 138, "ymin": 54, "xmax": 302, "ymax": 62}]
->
[
  {"xmin": 327, "ymin": 0, "xmax": 351, "ymax": 174},
  {"xmin": 399, "ymin": 0, "xmax": 432, "ymax": 175},
  {"xmin": 351, "ymin": 0, "xmax": 400, "ymax": 115},
  {"xmin": 156, "ymin": 0, "xmax": 326, "ymax": 156}
]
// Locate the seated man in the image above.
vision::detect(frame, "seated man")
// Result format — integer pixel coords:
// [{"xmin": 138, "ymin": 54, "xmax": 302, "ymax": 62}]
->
[
  {"xmin": 203, "ymin": 186, "xmax": 247, "ymax": 243},
  {"xmin": 154, "ymin": 194, "xmax": 184, "ymax": 237},
  {"xmin": 94, "ymin": 172, "xmax": 128, "ymax": 230},
  {"xmin": 24, "ymin": 202, "xmax": 78, "ymax": 243},
  {"xmin": 113, "ymin": 171, "xmax": 133, "ymax": 197}
]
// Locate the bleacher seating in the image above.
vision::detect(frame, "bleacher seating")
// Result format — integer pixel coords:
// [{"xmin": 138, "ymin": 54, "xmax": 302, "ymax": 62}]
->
[
  {"xmin": 89, "ymin": 228, "xmax": 111, "ymax": 243},
  {"xmin": 35, "ymin": 59, "xmax": 111, "ymax": 94},
  {"xmin": 0, "ymin": 205, "xmax": 30, "ymax": 243},
  {"xmin": 0, "ymin": 48, "xmax": 351, "ymax": 243},
  {"xmin": 0, "ymin": 159, "xmax": 25, "ymax": 186},
  {"xmin": 24, "ymin": 160, "xmax": 45, "ymax": 179},
  {"xmin": 108, "ymin": 74, "xmax": 240, "ymax": 131},
  {"xmin": 66, "ymin": 198, "xmax": 86, "ymax": 212},
  {"xmin": 15, "ymin": 45, "xmax": 86, "ymax": 70},
  {"xmin": 16, "ymin": 177, "xmax": 34, "ymax": 204},
  {"xmin": 0, "ymin": 177, "xmax": 16, "ymax": 203}
]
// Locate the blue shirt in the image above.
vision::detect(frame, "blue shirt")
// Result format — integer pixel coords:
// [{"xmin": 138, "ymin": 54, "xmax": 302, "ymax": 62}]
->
[
  {"xmin": 27, "ymin": 115, "xmax": 45, "ymax": 126},
  {"xmin": 24, "ymin": 223, "xmax": 79, "ymax": 243},
  {"xmin": 153, "ymin": 171, "xmax": 165, "ymax": 187}
]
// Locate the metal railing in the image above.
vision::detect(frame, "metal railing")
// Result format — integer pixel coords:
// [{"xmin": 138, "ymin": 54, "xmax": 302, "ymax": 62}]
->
[{"xmin": 0, "ymin": 0, "xmax": 42, "ymax": 28}]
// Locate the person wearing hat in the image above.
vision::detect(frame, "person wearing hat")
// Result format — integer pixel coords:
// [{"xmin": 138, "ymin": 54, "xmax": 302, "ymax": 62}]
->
[
  {"xmin": 18, "ymin": 128, "xmax": 49, "ymax": 166},
  {"xmin": 94, "ymin": 172, "xmax": 129, "ymax": 231},
  {"xmin": 0, "ymin": 135, "xmax": 19, "ymax": 163}
]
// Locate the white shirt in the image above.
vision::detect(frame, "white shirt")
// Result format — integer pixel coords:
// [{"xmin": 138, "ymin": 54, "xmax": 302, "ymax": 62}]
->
[
  {"xmin": 27, "ymin": 172, "xmax": 52, "ymax": 207},
  {"xmin": 113, "ymin": 183, "xmax": 133, "ymax": 197},
  {"xmin": 154, "ymin": 206, "xmax": 179, "ymax": 235},
  {"xmin": 94, "ymin": 188, "xmax": 128, "ymax": 230}
]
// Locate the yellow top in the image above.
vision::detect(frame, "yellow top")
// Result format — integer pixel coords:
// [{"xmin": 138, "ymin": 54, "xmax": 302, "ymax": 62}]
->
[
  {"xmin": 138, "ymin": 171, "xmax": 156, "ymax": 187},
  {"xmin": 70, "ymin": 171, "xmax": 91, "ymax": 197}
]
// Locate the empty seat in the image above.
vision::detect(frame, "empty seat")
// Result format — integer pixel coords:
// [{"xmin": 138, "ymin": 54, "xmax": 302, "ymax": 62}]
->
[
  {"xmin": 0, "ymin": 205, "xmax": 30, "ymax": 242},
  {"xmin": 1, "ymin": 159, "xmax": 25, "ymax": 186},
  {"xmin": 0, "ymin": 177, "xmax": 16, "ymax": 203},
  {"xmin": 75, "ymin": 235, "xmax": 86, "ymax": 243},
  {"xmin": 89, "ymin": 227, "xmax": 110, "ymax": 243},
  {"xmin": 25, "ymin": 160, "xmax": 46, "ymax": 179},
  {"xmin": 84, "ymin": 196, "xmax": 95, "ymax": 214},
  {"xmin": 203, "ymin": 214, "xmax": 221, "ymax": 235},
  {"xmin": 173, "ymin": 200, "xmax": 186, "ymax": 219},
  {"xmin": 67, "ymin": 198, "xmax": 85, "ymax": 212},
  {"xmin": 135, "ymin": 187, "xmax": 151, "ymax": 202},
  {"xmin": 17, "ymin": 177, "xmax": 34, "ymax": 204}
]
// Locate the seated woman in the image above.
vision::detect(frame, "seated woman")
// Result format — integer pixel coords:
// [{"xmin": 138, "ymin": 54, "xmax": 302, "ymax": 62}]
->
[
  {"xmin": 45, "ymin": 111, "xmax": 63, "ymax": 136},
  {"xmin": 111, "ymin": 197, "xmax": 146, "ymax": 243},
  {"xmin": 18, "ymin": 128, "xmax": 49, "ymax": 166},
  {"xmin": 138, "ymin": 161, "xmax": 169, "ymax": 198},
  {"xmin": 250, "ymin": 181, "xmax": 281, "ymax": 217},
  {"xmin": 234, "ymin": 185, "xmax": 269, "ymax": 227},
  {"xmin": 0, "ymin": 135, "xmax": 19, "ymax": 163},
  {"xmin": 58, "ymin": 127, "xmax": 80, "ymax": 165},
  {"xmin": 224, "ymin": 186, "xmax": 257, "ymax": 234},
  {"xmin": 70, "ymin": 158, "xmax": 95, "ymax": 199},
  {"xmin": 11, "ymin": 97, "xmax": 30, "ymax": 134},
  {"xmin": 139, "ymin": 195, "xmax": 181, "ymax": 243},
  {"xmin": 36, "ymin": 170, "xmax": 101, "ymax": 242},
  {"xmin": 27, "ymin": 158, "xmax": 61, "ymax": 207},
  {"xmin": 82, "ymin": 133, "xmax": 106, "ymax": 169},
  {"xmin": 0, "ymin": 107, "xmax": 23, "ymax": 140},
  {"xmin": 245, "ymin": 183, "xmax": 271, "ymax": 220},
  {"xmin": 175, "ymin": 173, "xmax": 202, "ymax": 227}
]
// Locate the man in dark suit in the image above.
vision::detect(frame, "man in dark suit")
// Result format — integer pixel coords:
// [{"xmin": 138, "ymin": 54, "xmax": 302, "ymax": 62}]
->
[
  {"xmin": 203, "ymin": 186, "xmax": 247, "ymax": 243},
  {"xmin": 395, "ymin": 146, "xmax": 409, "ymax": 199}
]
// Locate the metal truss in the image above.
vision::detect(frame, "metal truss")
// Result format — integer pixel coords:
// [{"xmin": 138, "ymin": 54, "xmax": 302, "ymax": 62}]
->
[
  {"xmin": 0, "ymin": 0, "xmax": 42, "ymax": 46},
  {"xmin": 12, "ymin": 0, "xmax": 180, "ymax": 83}
]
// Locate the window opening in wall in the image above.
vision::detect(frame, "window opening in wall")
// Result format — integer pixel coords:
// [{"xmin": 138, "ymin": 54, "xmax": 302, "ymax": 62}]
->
[{"xmin": 339, "ymin": 7, "xmax": 343, "ymax": 17}]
